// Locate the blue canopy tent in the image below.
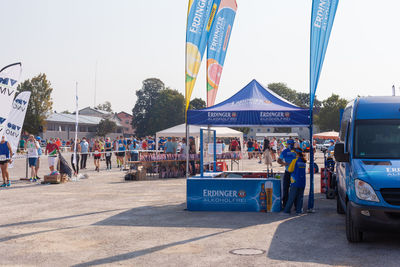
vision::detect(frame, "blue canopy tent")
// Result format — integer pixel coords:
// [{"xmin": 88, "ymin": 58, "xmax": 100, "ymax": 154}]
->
[
  {"xmin": 185, "ymin": 79, "xmax": 311, "ymax": 212},
  {"xmin": 188, "ymin": 79, "xmax": 309, "ymax": 126}
]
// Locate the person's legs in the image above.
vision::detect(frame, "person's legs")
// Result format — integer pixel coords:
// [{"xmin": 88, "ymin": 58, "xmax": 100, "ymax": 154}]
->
[
  {"xmin": 76, "ymin": 155, "xmax": 80, "ymax": 174},
  {"xmin": 284, "ymin": 186, "xmax": 299, "ymax": 213},
  {"xmin": 295, "ymin": 187, "xmax": 305, "ymax": 214},
  {"xmin": 71, "ymin": 155, "xmax": 77, "ymax": 174},
  {"xmin": 1, "ymin": 164, "xmax": 7, "ymax": 185},
  {"xmin": 35, "ymin": 158, "xmax": 40, "ymax": 178},
  {"xmin": 282, "ymin": 171, "xmax": 291, "ymax": 208}
]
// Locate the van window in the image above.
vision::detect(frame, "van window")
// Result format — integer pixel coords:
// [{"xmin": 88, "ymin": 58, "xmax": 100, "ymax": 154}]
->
[
  {"xmin": 340, "ymin": 106, "xmax": 352, "ymax": 142},
  {"xmin": 354, "ymin": 119, "xmax": 400, "ymax": 159},
  {"xmin": 345, "ymin": 122, "xmax": 350, "ymax": 153}
]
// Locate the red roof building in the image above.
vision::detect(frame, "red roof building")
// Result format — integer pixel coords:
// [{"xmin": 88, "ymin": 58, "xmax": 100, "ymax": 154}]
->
[{"xmin": 117, "ymin": 112, "xmax": 135, "ymax": 137}]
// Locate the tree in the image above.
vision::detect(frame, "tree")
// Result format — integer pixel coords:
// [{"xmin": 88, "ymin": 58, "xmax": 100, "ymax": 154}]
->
[
  {"xmin": 150, "ymin": 88, "xmax": 185, "ymax": 133},
  {"xmin": 268, "ymin": 83, "xmax": 298, "ymax": 103},
  {"xmin": 97, "ymin": 119, "xmax": 117, "ymax": 137},
  {"xmin": 316, "ymin": 94, "xmax": 348, "ymax": 131},
  {"xmin": 61, "ymin": 110, "xmax": 71, "ymax": 114},
  {"xmin": 17, "ymin": 74, "xmax": 53, "ymax": 135},
  {"xmin": 189, "ymin": 98, "xmax": 206, "ymax": 110},
  {"xmin": 132, "ymin": 78, "xmax": 165, "ymax": 137},
  {"xmin": 95, "ymin": 101, "xmax": 112, "ymax": 112}
]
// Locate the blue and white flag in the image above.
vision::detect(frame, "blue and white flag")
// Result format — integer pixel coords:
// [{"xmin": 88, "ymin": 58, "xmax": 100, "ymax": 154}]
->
[
  {"xmin": 0, "ymin": 63, "xmax": 22, "ymax": 134},
  {"xmin": 310, "ymin": 0, "xmax": 338, "ymax": 107}
]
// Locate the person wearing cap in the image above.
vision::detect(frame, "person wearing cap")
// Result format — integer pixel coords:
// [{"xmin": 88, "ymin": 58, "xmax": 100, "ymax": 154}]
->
[
  {"xmin": 283, "ymin": 148, "xmax": 307, "ymax": 215},
  {"xmin": 327, "ymin": 139, "xmax": 335, "ymax": 153},
  {"xmin": 278, "ymin": 139, "xmax": 297, "ymax": 208}
]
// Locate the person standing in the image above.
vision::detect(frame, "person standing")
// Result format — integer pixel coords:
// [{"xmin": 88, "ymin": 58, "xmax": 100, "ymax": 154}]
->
[
  {"xmin": 35, "ymin": 136, "xmax": 42, "ymax": 180},
  {"xmin": 104, "ymin": 137, "xmax": 113, "ymax": 170},
  {"xmin": 165, "ymin": 137, "xmax": 177, "ymax": 154},
  {"xmin": 93, "ymin": 140, "xmax": 101, "ymax": 172},
  {"xmin": 277, "ymin": 139, "xmax": 297, "ymax": 208},
  {"xmin": 230, "ymin": 138, "xmax": 239, "ymax": 151},
  {"xmin": 0, "ymin": 136, "xmax": 13, "ymax": 187},
  {"xmin": 283, "ymin": 148, "xmax": 307, "ymax": 215},
  {"xmin": 271, "ymin": 137, "xmax": 278, "ymax": 161},
  {"xmin": 189, "ymin": 137, "xmax": 196, "ymax": 175},
  {"xmin": 70, "ymin": 139, "xmax": 81, "ymax": 175},
  {"xmin": 45, "ymin": 138, "xmax": 59, "ymax": 174},
  {"xmin": 80, "ymin": 138, "xmax": 89, "ymax": 169},
  {"xmin": 117, "ymin": 137, "xmax": 127, "ymax": 170},
  {"xmin": 25, "ymin": 135, "xmax": 40, "ymax": 182}
]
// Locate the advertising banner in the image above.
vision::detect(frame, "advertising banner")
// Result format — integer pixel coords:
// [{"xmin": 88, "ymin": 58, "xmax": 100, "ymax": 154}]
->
[
  {"xmin": 185, "ymin": 0, "xmax": 220, "ymax": 112},
  {"xmin": 309, "ymin": 0, "xmax": 339, "ymax": 107},
  {"xmin": 2, "ymin": 91, "xmax": 31, "ymax": 154},
  {"xmin": 206, "ymin": 0, "xmax": 237, "ymax": 107},
  {"xmin": 187, "ymin": 178, "xmax": 281, "ymax": 212},
  {"xmin": 0, "ymin": 63, "xmax": 22, "ymax": 134}
]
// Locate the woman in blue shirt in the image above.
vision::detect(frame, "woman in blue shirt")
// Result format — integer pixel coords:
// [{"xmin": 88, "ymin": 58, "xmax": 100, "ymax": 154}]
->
[{"xmin": 0, "ymin": 136, "xmax": 13, "ymax": 187}]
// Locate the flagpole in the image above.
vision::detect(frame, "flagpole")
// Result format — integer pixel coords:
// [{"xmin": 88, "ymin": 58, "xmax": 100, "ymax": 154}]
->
[{"xmin": 73, "ymin": 82, "xmax": 79, "ymax": 169}]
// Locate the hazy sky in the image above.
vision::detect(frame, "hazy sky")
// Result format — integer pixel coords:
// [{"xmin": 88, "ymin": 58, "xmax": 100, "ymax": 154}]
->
[{"xmin": 2, "ymin": 0, "xmax": 400, "ymax": 113}]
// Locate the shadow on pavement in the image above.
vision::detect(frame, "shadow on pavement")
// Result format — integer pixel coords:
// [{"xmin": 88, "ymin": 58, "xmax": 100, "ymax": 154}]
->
[
  {"xmin": 72, "ymin": 229, "xmax": 235, "ymax": 267},
  {"xmin": 0, "ymin": 226, "xmax": 79, "ymax": 243},
  {"xmin": 0, "ymin": 209, "xmax": 123, "ymax": 228},
  {"xmin": 267, "ymin": 196, "xmax": 400, "ymax": 266},
  {"xmin": 94, "ymin": 202, "xmax": 282, "ymax": 229}
]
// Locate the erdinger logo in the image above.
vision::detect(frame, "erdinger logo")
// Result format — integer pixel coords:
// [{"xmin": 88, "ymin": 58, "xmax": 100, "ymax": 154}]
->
[
  {"xmin": 12, "ymin": 98, "xmax": 28, "ymax": 112},
  {"xmin": 208, "ymin": 112, "xmax": 232, "ymax": 118},
  {"xmin": 232, "ymin": 112, "xmax": 237, "ymax": 118},
  {"xmin": 207, "ymin": 111, "xmax": 237, "ymax": 122},
  {"xmin": 260, "ymin": 111, "xmax": 291, "ymax": 121},
  {"xmin": 238, "ymin": 190, "xmax": 246, "ymax": 198}
]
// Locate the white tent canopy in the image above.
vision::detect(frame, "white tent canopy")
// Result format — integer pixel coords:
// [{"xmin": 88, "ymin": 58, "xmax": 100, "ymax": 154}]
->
[{"xmin": 156, "ymin": 123, "xmax": 243, "ymax": 151}]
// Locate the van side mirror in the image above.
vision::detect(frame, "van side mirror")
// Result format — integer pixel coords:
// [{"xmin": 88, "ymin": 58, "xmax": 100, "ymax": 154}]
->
[{"xmin": 334, "ymin": 142, "xmax": 349, "ymax": 162}]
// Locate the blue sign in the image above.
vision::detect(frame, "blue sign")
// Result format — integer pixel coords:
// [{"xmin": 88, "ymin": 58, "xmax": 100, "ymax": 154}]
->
[{"xmin": 187, "ymin": 178, "xmax": 281, "ymax": 212}]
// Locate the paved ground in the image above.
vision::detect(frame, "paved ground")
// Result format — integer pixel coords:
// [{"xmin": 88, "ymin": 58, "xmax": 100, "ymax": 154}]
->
[{"xmin": 1, "ymin": 152, "xmax": 400, "ymax": 266}]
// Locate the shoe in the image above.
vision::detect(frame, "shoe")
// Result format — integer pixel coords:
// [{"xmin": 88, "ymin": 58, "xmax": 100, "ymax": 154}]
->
[
  {"xmin": 0, "ymin": 183, "xmax": 6, "ymax": 187},
  {"xmin": 33, "ymin": 178, "xmax": 37, "ymax": 182},
  {"xmin": 35, "ymin": 176, "xmax": 41, "ymax": 180},
  {"xmin": 6, "ymin": 181, "xmax": 10, "ymax": 187},
  {"xmin": 29, "ymin": 178, "xmax": 33, "ymax": 182}
]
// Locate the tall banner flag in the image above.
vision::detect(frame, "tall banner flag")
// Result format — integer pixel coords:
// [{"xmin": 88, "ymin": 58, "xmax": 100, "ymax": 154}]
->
[
  {"xmin": 310, "ymin": 0, "xmax": 338, "ymax": 107},
  {"xmin": 0, "ymin": 63, "xmax": 22, "ymax": 134},
  {"xmin": 206, "ymin": 0, "xmax": 237, "ymax": 107},
  {"xmin": 2, "ymin": 91, "xmax": 31, "ymax": 154},
  {"xmin": 309, "ymin": 0, "xmax": 339, "ymax": 210},
  {"xmin": 185, "ymin": 0, "xmax": 220, "ymax": 113},
  {"xmin": 73, "ymin": 82, "xmax": 79, "ymax": 166}
]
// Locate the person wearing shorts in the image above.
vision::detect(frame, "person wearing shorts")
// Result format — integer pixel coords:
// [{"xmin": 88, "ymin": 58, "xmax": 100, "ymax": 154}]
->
[
  {"xmin": 104, "ymin": 138, "xmax": 113, "ymax": 170},
  {"xmin": 45, "ymin": 138, "xmax": 59, "ymax": 174},
  {"xmin": 25, "ymin": 135, "xmax": 40, "ymax": 182},
  {"xmin": 93, "ymin": 140, "xmax": 101, "ymax": 172},
  {"xmin": 0, "ymin": 135, "xmax": 13, "ymax": 187},
  {"xmin": 117, "ymin": 137, "xmax": 127, "ymax": 170}
]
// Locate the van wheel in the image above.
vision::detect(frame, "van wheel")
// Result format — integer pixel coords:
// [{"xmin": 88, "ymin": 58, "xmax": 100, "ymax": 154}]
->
[
  {"xmin": 336, "ymin": 196, "xmax": 345, "ymax": 214},
  {"xmin": 346, "ymin": 204, "xmax": 363, "ymax": 242}
]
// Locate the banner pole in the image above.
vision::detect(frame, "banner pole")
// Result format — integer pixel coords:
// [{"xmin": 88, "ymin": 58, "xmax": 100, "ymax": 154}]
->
[
  {"xmin": 186, "ymin": 122, "xmax": 189, "ymax": 179},
  {"xmin": 73, "ymin": 82, "xmax": 78, "ymax": 172},
  {"xmin": 308, "ymin": 108, "xmax": 315, "ymax": 212}
]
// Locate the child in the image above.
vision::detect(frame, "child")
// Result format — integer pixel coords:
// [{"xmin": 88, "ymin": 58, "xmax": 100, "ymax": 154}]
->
[{"xmin": 283, "ymin": 148, "xmax": 307, "ymax": 215}]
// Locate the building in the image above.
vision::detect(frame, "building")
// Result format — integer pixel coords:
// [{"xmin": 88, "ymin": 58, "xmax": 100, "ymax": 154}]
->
[
  {"xmin": 247, "ymin": 126, "xmax": 275, "ymax": 140},
  {"xmin": 43, "ymin": 107, "xmax": 124, "ymax": 140},
  {"xmin": 116, "ymin": 111, "xmax": 135, "ymax": 137}
]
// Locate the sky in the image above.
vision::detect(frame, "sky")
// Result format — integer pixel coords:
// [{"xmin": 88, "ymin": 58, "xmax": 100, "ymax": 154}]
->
[{"xmin": 2, "ymin": 0, "xmax": 400, "ymax": 113}]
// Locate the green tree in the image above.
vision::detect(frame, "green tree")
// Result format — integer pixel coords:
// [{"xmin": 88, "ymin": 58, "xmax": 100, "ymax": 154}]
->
[
  {"xmin": 132, "ymin": 78, "xmax": 165, "ymax": 137},
  {"xmin": 268, "ymin": 82, "xmax": 298, "ymax": 103},
  {"xmin": 61, "ymin": 110, "xmax": 71, "ymax": 114},
  {"xmin": 17, "ymin": 74, "xmax": 53, "ymax": 134},
  {"xmin": 189, "ymin": 98, "xmax": 206, "ymax": 110},
  {"xmin": 97, "ymin": 119, "xmax": 117, "ymax": 137},
  {"xmin": 95, "ymin": 101, "xmax": 112, "ymax": 112},
  {"xmin": 151, "ymin": 88, "xmax": 185, "ymax": 133},
  {"xmin": 316, "ymin": 94, "xmax": 348, "ymax": 131}
]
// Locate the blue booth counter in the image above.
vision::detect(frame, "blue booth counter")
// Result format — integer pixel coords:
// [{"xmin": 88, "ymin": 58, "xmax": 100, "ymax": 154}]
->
[{"xmin": 187, "ymin": 176, "xmax": 281, "ymax": 212}]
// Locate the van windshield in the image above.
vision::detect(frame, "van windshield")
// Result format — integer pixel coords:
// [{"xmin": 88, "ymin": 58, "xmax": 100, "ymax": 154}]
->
[{"xmin": 355, "ymin": 120, "xmax": 400, "ymax": 159}]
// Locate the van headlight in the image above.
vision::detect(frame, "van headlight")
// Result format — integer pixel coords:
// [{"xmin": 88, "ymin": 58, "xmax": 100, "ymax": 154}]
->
[{"xmin": 355, "ymin": 179, "xmax": 379, "ymax": 202}]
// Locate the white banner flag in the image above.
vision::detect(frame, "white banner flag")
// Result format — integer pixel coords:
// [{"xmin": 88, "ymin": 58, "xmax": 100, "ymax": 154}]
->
[
  {"xmin": 0, "ymin": 63, "xmax": 22, "ymax": 133},
  {"xmin": 2, "ymin": 91, "xmax": 31, "ymax": 153}
]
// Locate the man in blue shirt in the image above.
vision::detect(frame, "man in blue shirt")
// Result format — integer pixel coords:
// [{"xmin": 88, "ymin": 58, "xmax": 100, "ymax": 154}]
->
[
  {"xmin": 80, "ymin": 138, "xmax": 89, "ymax": 169},
  {"xmin": 278, "ymin": 139, "xmax": 297, "ymax": 208}
]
